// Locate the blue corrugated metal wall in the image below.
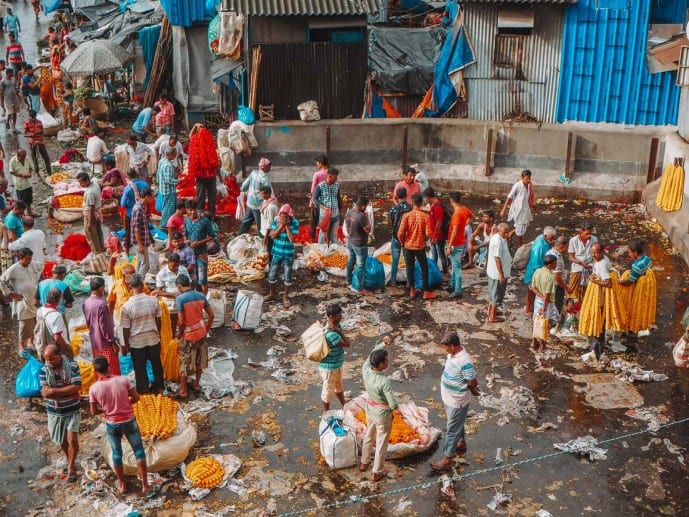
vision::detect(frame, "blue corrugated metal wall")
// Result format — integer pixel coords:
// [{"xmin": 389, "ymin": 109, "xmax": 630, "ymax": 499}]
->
[
  {"xmin": 556, "ymin": 0, "xmax": 689, "ymax": 125},
  {"xmin": 160, "ymin": 0, "xmax": 214, "ymax": 27}
]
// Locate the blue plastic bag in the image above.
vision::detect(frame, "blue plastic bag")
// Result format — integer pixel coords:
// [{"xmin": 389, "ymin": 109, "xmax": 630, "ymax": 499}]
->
[
  {"xmin": 15, "ymin": 351, "xmax": 43, "ymax": 398},
  {"xmin": 155, "ymin": 192, "xmax": 163, "ymax": 213},
  {"xmin": 119, "ymin": 356, "xmax": 154, "ymax": 383},
  {"xmin": 414, "ymin": 258, "xmax": 442, "ymax": 290},
  {"xmin": 352, "ymin": 257, "xmax": 386, "ymax": 292},
  {"xmin": 238, "ymin": 105, "xmax": 255, "ymax": 125}
]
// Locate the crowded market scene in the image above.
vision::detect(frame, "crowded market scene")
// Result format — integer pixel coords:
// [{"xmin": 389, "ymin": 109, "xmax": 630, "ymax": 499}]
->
[{"xmin": 0, "ymin": 0, "xmax": 688, "ymax": 516}]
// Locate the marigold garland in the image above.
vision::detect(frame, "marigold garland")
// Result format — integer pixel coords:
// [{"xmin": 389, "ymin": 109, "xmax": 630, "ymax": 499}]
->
[{"xmin": 355, "ymin": 410, "xmax": 421, "ymax": 444}]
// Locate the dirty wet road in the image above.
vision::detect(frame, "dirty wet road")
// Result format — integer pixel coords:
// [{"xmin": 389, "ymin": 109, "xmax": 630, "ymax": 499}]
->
[{"xmin": 0, "ymin": 4, "xmax": 686, "ymax": 513}]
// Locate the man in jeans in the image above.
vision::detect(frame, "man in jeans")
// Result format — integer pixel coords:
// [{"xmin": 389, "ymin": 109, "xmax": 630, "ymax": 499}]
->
[
  {"xmin": 360, "ymin": 336, "xmax": 397, "ymax": 482},
  {"xmin": 486, "ymin": 223, "xmax": 511, "ymax": 323},
  {"xmin": 389, "ymin": 187, "xmax": 411, "ymax": 285},
  {"xmin": 430, "ymin": 332, "xmax": 479, "ymax": 472},
  {"xmin": 264, "ymin": 204, "xmax": 299, "ymax": 308},
  {"xmin": 445, "ymin": 192, "xmax": 474, "ymax": 299},
  {"xmin": 120, "ymin": 274, "xmax": 163, "ymax": 394},
  {"xmin": 397, "ymin": 194, "xmax": 437, "ymax": 300},
  {"xmin": 345, "ymin": 196, "xmax": 371, "ymax": 295},
  {"xmin": 89, "ymin": 356, "xmax": 152, "ymax": 496},
  {"xmin": 423, "ymin": 187, "xmax": 448, "ymax": 280},
  {"xmin": 131, "ymin": 187, "xmax": 153, "ymax": 276}
]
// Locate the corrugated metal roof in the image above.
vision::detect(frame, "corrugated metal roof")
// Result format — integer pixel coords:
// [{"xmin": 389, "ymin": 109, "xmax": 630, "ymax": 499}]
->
[
  {"xmin": 461, "ymin": 1, "xmax": 575, "ymax": 3},
  {"xmin": 463, "ymin": 3, "xmax": 564, "ymax": 122},
  {"xmin": 556, "ymin": 0, "xmax": 688, "ymax": 125},
  {"xmin": 223, "ymin": 0, "xmax": 384, "ymax": 16}
]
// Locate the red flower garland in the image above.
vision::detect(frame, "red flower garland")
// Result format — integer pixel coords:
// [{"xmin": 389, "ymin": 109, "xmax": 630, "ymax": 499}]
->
[
  {"xmin": 59, "ymin": 233, "xmax": 91, "ymax": 261},
  {"xmin": 188, "ymin": 127, "xmax": 219, "ymax": 180}
]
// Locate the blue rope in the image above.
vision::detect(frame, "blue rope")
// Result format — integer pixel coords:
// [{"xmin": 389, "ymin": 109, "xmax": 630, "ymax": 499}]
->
[{"xmin": 278, "ymin": 416, "xmax": 689, "ymax": 516}]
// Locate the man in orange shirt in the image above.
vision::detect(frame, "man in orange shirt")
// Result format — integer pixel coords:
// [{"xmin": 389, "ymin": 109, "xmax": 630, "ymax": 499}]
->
[
  {"xmin": 391, "ymin": 166, "xmax": 421, "ymax": 204},
  {"xmin": 154, "ymin": 93, "xmax": 175, "ymax": 135},
  {"xmin": 397, "ymin": 194, "xmax": 437, "ymax": 300},
  {"xmin": 423, "ymin": 187, "xmax": 449, "ymax": 280},
  {"xmin": 445, "ymin": 192, "xmax": 474, "ymax": 299}
]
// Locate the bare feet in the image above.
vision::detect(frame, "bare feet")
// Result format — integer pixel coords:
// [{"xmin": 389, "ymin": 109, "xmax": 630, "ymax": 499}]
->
[
  {"xmin": 430, "ymin": 459, "xmax": 452, "ymax": 472},
  {"xmin": 283, "ymin": 297, "xmax": 292, "ymax": 308},
  {"xmin": 263, "ymin": 294, "xmax": 275, "ymax": 302},
  {"xmin": 118, "ymin": 479, "xmax": 127, "ymax": 494},
  {"xmin": 409, "ymin": 288, "xmax": 417, "ymax": 299},
  {"xmin": 359, "ymin": 462, "xmax": 370, "ymax": 472}
]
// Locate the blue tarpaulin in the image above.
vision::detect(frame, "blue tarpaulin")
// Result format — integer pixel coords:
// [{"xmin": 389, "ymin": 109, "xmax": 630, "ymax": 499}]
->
[
  {"xmin": 44, "ymin": 0, "xmax": 62, "ymax": 15},
  {"xmin": 138, "ymin": 24, "xmax": 161, "ymax": 87},
  {"xmin": 427, "ymin": 1, "xmax": 475, "ymax": 117}
]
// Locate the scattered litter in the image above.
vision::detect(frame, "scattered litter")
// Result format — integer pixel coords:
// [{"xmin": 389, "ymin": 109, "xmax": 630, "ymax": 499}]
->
[
  {"xmin": 487, "ymin": 492, "xmax": 512, "ymax": 510},
  {"xmin": 252, "ymin": 430, "xmax": 267, "ymax": 447},
  {"xmin": 200, "ymin": 348, "xmax": 239, "ymax": 399},
  {"xmin": 625, "ymin": 406, "xmax": 669, "ymax": 432},
  {"xmin": 608, "ymin": 358, "xmax": 669, "ymax": 383},
  {"xmin": 184, "ymin": 399, "xmax": 222, "ymax": 414},
  {"xmin": 317, "ymin": 271, "xmax": 328, "ymax": 282},
  {"xmin": 271, "ymin": 368, "xmax": 298, "ymax": 384},
  {"xmin": 479, "ymin": 386, "xmax": 537, "ymax": 425},
  {"xmin": 528, "ymin": 422, "xmax": 558, "ymax": 433},
  {"xmin": 554, "ymin": 436, "xmax": 607, "ymax": 461},
  {"xmin": 536, "ymin": 510, "xmax": 554, "ymax": 517},
  {"xmin": 440, "ymin": 474, "xmax": 455, "ymax": 497},
  {"xmin": 494, "ymin": 448, "xmax": 503, "ymax": 465},
  {"xmin": 274, "ymin": 326, "xmax": 292, "ymax": 337},
  {"xmin": 609, "ymin": 340, "xmax": 628, "ymax": 353},
  {"xmin": 535, "ymin": 349, "xmax": 561, "ymax": 361},
  {"xmin": 572, "ymin": 373, "xmax": 644, "ymax": 409},
  {"xmin": 181, "ymin": 454, "xmax": 242, "ymax": 501},
  {"xmin": 196, "ymin": 505, "xmax": 236, "ymax": 516},
  {"xmin": 394, "ymin": 496, "xmax": 413, "ymax": 512},
  {"xmin": 485, "ymin": 373, "xmax": 500, "ymax": 388}
]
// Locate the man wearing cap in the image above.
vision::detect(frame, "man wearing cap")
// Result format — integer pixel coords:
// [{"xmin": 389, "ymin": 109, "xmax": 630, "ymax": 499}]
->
[
  {"xmin": 392, "ymin": 166, "xmax": 421, "ymax": 205},
  {"xmin": 430, "ymin": 331, "xmax": 479, "ymax": 473},
  {"xmin": 239, "ymin": 157, "xmax": 275, "ymax": 236}
]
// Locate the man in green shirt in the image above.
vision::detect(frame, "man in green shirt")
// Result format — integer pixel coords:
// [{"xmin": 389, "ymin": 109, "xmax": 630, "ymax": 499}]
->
[
  {"xmin": 360, "ymin": 336, "xmax": 398, "ymax": 482},
  {"xmin": 530, "ymin": 254, "xmax": 558, "ymax": 351}
]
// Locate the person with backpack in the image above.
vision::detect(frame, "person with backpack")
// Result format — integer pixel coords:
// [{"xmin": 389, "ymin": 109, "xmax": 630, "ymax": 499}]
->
[
  {"xmin": 389, "ymin": 186, "xmax": 411, "ymax": 285},
  {"xmin": 423, "ymin": 187, "xmax": 449, "ymax": 280},
  {"xmin": 35, "ymin": 288, "xmax": 72, "ymax": 360}
]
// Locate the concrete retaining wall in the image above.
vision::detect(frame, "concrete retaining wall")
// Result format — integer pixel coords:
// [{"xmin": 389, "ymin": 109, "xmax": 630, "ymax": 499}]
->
[{"xmin": 248, "ymin": 119, "xmax": 665, "ymax": 201}]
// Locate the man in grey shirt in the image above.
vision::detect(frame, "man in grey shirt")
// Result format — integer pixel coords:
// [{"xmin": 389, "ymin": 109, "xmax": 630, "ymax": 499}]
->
[{"xmin": 0, "ymin": 68, "xmax": 20, "ymax": 133}]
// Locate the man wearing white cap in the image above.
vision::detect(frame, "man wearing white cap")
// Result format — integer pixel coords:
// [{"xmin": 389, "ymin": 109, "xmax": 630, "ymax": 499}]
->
[{"xmin": 239, "ymin": 157, "xmax": 275, "ymax": 235}]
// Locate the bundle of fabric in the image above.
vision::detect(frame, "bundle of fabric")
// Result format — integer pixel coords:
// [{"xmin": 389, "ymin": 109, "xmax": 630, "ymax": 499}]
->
[
  {"xmin": 627, "ymin": 269, "xmax": 657, "ymax": 333},
  {"xmin": 604, "ymin": 271, "xmax": 630, "ymax": 332},
  {"xmin": 656, "ymin": 161, "xmax": 685, "ymax": 212},
  {"xmin": 578, "ymin": 281, "xmax": 604, "ymax": 337}
]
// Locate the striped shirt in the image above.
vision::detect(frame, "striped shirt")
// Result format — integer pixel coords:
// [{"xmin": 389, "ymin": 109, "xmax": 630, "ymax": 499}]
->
[
  {"xmin": 628, "ymin": 254, "xmax": 652, "ymax": 282},
  {"xmin": 131, "ymin": 201, "xmax": 152, "ymax": 247},
  {"xmin": 185, "ymin": 216, "xmax": 215, "ymax": 256},
  {"xmin": 156, "ymin": 157, "xmax": 178, "ymax": 195},
  {"xmin": 40, "ymin": 360, "xmax": 82, "ymax": 416},
  {"xmin": 6, "ymin": 42, "xmax": 23, "ymax": 64},
  {"xmin": 176, "ymin": 290, "xmax": 209, "ymax": 341},
  {"xmin": 319, "ymin": 327, "xmax": 345, "ymax": 370},
  {"xmin": 314, "ymin": 181, "xmax": 342, "ymax": 217},
  {"xmin": 270, "ymin": 217, "xmax": 299, "ymax": 258},
  {"xmin": 397, "ymin": 209, "xmax": 431, "ymax": 251},
  {"xmin": 120, "ymin": 293, "xmax": 161, "ymax": 348},
  {"xmin": 440, "ymin": 349, "xmax": 476, "ymax": 409}
]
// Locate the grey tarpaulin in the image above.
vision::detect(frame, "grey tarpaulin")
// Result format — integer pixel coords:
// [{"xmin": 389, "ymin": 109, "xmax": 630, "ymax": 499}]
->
[
  {"xmin": 368, "ymin": 27, "xmax": 446, "ymax": 95},
  {"xmin": 172, "ymin": 26, "xmax": 219, "ymax": 112}
]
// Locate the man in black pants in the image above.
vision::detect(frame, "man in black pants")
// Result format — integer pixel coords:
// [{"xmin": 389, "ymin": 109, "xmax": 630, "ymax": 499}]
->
[{"xmin": 397, "ymin": 193, "xmax": 438, "ymax": 300}]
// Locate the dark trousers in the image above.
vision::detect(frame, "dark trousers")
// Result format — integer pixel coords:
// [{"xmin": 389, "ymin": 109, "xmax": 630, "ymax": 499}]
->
[
  {"xmin": 404, "ymin": 248, "xmax": 429, "ymax": 291},
  {"xmin": 30, "ymin": 143, "xmax": 52, "ymax": 176},
  {"xmin": 310, "ymin": 204, "xmax": 319, "ymax": 240},
  {"xmin": 431, "ymin": 239, "xmax": 448, "ymax": 274},
  {"xmin": 196, "ymin": 177, "xmax": 217, "ymax": 216},
  {"xmin": 124, "ymin": 215, "xmax": 132, "ymax": 251},
  {"xmin": 130, "ymin": 344, "xmax": 164, "ymax": 394},
  {"xmin": 238, "ymin": 207, "xmax": 261, "ymax": 235},
  {"xmin": 555, "ymin": 285, "xmax": 565, "ymax": 315}
]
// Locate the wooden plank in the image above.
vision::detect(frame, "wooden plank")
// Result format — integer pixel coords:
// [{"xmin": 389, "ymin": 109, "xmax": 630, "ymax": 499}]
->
[
  {"xmin": 647, "ymin": 137, "xmax": 660, "ymax": 184},
  {"xmin": 485, "ymin": 128, "xmax": 493, "ymax": 176},
  {"xmin": 402, "ymin": 125, "xmax": 409, "ymax": 170},
  {"xmin": 564, "ymin": 132, "xmax": 574, "ymax": 179}
]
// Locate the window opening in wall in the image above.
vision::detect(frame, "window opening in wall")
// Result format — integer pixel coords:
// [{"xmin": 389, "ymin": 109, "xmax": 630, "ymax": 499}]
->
[{"xmin": 493, "ymin": 34, "xmax": 526, "ymax": 80}]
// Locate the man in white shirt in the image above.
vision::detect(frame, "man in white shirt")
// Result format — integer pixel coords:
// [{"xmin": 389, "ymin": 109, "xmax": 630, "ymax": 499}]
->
[
  {"xmin": 86, "ymin": 127, "xmax": 109, "ymax": 169},
  {"xmin": 567, "ymin": 222, "xmax": 597, "ymax": 302},
  {"xmin": 152, "ymin": 133, "xmax": 184, "ymax": 173},
  {"xmin": 8, "ymin": 215, "xmax": 45, "ymax": 269},
  {"xmin": 486, "ymin": 223, "xmax": 511, "ymax": 323},
  {"xmin": 581, "ymin": 242, "xmax": 611, "ymax": 361},
  {"xmin": 153, "ymin": 251, "xmax": 189, "ymax": 327},
  {"xmin": 126, "ymin": 133, "xmax": 152, "ymax": 184}
]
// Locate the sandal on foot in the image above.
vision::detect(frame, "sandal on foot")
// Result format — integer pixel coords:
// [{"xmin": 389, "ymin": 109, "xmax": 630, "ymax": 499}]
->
[
  {"xmin": 359, "ymin": 463, "xmax": 370, "ymax": 472},
  {"xmin": 67, "ymin": 472, "xmax": 78, "ymax": 483},
  {"xmin": 371, "ymin": 470, "xmax": 388, "ymax": 482},
  {"xmin": 429, "ymin": 461, "xmax": 452, "ymax": 473}
]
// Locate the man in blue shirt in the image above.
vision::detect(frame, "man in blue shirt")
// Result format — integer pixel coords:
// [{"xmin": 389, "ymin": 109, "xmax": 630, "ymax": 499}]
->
[
  {"xmin": 265, "ymin": 204, "xmax": 299, "ymax": 308},
  {"xmin": 120, "ymin": 169, "xmax": 148, "ymax": 251},
  {"xmin": 5, "ymin": 199, "xmax": 25, "ymax": 240},
  {"xmin": 4, "ymin": 8, "xmax": 20, "ymax": 40},
  {"xmin": 131, "ymin": 105, "xmax": 159, "ymax": 142},
  {"xmin": 36, "ymin": 265, "xmax": 74, "ymax": 315}
]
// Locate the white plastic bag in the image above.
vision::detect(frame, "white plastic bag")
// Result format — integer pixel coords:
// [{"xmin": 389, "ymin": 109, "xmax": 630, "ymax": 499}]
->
[
  {"xmin": 319, "ymin": 410, "xmax": 358, "ymax": 469},
  {"xmin": 206, "ymin": 289, "xmax": 226, "ymax": 329},
  {"xmin": 673, "ymin": 333, "xmax": 689, "ymax": 367},
  {"xmin": 233, "ymin": 290, "xmax": 263, "ymax": 330},
  {"xmin": 226, "ymin": 234, "xmax": 262, "ymax": 263},
  {"xmin": 297, "ymin": 100, "xmax": 321, "ymax": 122}
]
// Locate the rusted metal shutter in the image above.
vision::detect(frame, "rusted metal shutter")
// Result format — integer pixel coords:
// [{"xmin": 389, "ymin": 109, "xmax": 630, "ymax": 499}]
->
[{"xmin": 253, "ymin": 42, "xmax": 367, "ymax": 120}]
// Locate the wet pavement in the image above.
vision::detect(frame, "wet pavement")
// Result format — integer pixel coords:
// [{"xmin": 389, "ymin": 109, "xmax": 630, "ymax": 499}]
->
[{"xmin": 0, "ymin": 4, "xmax": 688, "ymax": 515}]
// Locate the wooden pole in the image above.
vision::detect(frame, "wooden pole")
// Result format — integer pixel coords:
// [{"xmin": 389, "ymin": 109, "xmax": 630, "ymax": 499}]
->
[
  {"xmin": 326, "ymin": 125, "xmax": 331, "ymax": 159},
  {"xmin": 647, "ymin": 137, "xmax": 660, "ymax": 184},
  {"xmin": 485, "ymin": 128, "xmax": 493, "ymax": 176},
  {"xmin": 402, "ymin": 125, "xmax": 408, "ymax": 170},
  {"xmin": 564, "ymin": 132, "xmax": 573, "ymax": 180}
]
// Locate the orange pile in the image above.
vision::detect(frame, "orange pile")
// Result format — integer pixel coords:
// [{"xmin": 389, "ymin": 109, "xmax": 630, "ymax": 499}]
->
[
  {"xmin": 376, "ymin": 253, "xmax": 405, "ymax": 267},
  {"xmin": 56, "ymin": 193, "xmax": 84, "ymax": 208},
  {"xmin": 321, "ymin": 253, "xmax": 348, "ymax": 268},
  {"xmin": 355, "ymin": 410, "xmax": 421, "ymax": 444}
]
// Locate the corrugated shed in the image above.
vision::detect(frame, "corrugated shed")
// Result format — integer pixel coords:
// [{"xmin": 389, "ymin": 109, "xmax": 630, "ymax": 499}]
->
[
  {"xmin": 462, "ymin": 0, "xmax": 574, "ymax": 3},
  {"xmin": 224, "ymin": 0, "xmax": 384, "ymax": 16},
  {"xmin": 462, "ymin": 4, "xmax": 564, "ymax": 122},
  {"xmin": 556, "ymin": 0, "xmax": 689, "ymax": 125},
  {"xmin": 160, "ymin": 0, "xmax": 213, "ymax": 27}
]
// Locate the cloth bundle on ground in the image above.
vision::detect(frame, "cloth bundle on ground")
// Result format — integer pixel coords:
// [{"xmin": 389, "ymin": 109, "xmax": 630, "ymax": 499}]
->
[{"xmin": 342, "ymin": 394, "xmax": 440, "ymax": 459}]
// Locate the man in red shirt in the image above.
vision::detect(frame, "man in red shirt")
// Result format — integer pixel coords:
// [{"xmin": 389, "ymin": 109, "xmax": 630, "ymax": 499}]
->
[
  {"xmin": 397, "ymin": 193, "xmax": 438, "ymax": 300},
  {"xmin": 24, "ymin": 110, "xmax": 52, "ymax": 176},
  {"xmin": 5, "ymin": 32, "xmax": 24, "ymax": 78},
  {"xmin": 446, "ymin": 192, "xmax": 474, "ymax": 299},
  {"xmin": 391, "ymin": 166, "xmax": 421, "ymax": 204},
  {"xmin": 423, "ymin": 187, "xmax": 449, "ymax": 280},
  {"xmin": 89, "ymin": 356, "xmax": 152, "ymax": 496}
]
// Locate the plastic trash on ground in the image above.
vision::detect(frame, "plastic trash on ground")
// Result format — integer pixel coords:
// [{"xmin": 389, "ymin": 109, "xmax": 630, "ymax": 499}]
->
[{"xmin": 553, "ymin": 435, "xmax": 607, "ymax": 461}]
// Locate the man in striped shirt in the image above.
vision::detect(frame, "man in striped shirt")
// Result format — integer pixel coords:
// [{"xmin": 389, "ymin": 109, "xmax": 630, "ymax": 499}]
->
[
  {"xmin": 619, "ymin": 240, "xmax": 653, "ymax": 352},
  {"xmin": 313, "ymin": 168, "xmax": 343, "ymax": 245},
  {"xmin": 318, "ymin": 303, "xmax": 349, "ymax": 411},
  {"xmin": 431, "ymin": 331, "xmax": 479, "ymax": 473},
  {"xmin": 40, "ymin": 344, "xmax": 82, "ymax": 482},
  {"xmin": 265, "ymin": 204, "xmax": 299, "ymax": 308}
]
